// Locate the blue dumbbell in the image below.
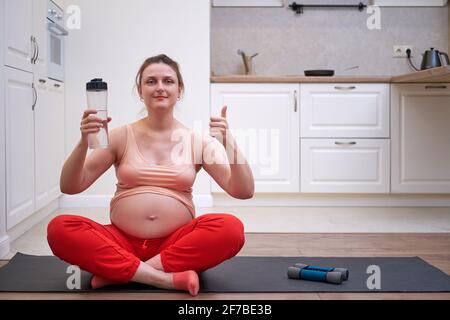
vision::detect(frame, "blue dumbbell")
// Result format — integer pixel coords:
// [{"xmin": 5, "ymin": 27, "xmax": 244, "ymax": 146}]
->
[
  {"xmin": 287, "ymin": 266, "xmax": 344, "ymax": 284},
  {"xmin": 294, "ymin": 263, "xmax": 349, "ymax": 281}
]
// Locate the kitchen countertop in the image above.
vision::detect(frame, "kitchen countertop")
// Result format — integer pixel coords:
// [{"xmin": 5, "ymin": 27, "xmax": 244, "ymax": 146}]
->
[
  {"xmin": 211, "ymin": 66, "xmax": 450, "ymax": 83},
  {"xmin": 390, "ymin": 65, "xmax": 450, "ymax": 83}
]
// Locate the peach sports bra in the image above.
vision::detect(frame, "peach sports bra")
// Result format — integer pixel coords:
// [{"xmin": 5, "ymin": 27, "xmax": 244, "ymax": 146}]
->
[{"xmin": 110, "ymin": 124, "xmax": 198, "ymax": 218}]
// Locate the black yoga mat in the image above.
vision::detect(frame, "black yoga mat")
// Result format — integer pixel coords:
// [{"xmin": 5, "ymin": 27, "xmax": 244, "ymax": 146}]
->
[{"xmin": 0, "ymin": 252, "xmax": 449, "ymax": 293}]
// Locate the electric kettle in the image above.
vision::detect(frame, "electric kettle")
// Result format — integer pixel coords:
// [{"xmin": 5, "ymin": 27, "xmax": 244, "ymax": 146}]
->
[{"xmin": 420, "ymin": 48, "xmax": 450, "ymax": 70}]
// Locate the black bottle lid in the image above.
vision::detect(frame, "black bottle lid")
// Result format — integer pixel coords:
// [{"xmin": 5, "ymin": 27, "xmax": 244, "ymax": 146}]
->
[{"xmin": 86, "ymin": 78, "xmax": 108, "ymax": 91}]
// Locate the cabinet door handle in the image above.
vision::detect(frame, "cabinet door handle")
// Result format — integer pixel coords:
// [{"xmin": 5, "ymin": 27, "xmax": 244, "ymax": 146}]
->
[
  {"xmin": 294, "ymin": 90, "xmax": 298, "ymax": 112},
  {"xmin": 54, "ymin": 83, "xmax": 61, "ymax": 88},
  {"xmin": 334, "ymin": 86, "xmax": 356, "ymax": 90},
  {"xmin": 30, "ymin": 36, "xmax": 37, "ymax": 64},
  {"xmin": 335, "ymin": 141, "xmax": 356, "ymax": 146},
  {"xmin": 425, "ymin": 85, "xmax": 447, "ymax": 89},
  {"xmin": 39, "ymin": 78, "xmax": 46, "ymax": 84},
  {"xmin": 32, "ymin": 83, "xmax": 37, "ymax": 111},
  {"xmin": 34, "ymin": 38, "xmax": 40, "ymax": 64}
]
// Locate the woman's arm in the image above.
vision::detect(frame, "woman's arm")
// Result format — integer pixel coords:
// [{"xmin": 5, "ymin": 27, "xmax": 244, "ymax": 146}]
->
[
  {"xmin": 203, "ymin": 106, "xmax": 254, "ymax": 199},
  {"xmin": 59, "ymin": 138, "xmax": 89, "ymax": 194},
  {"xmin": 60, "ymin": 110, "xmax": 115, "ymax": 194},
  {"xmin": 223, "ymin": 134, "xmax": 255, "ymax": 199}
]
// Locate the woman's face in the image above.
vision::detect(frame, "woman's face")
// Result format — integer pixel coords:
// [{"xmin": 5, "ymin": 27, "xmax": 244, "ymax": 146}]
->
[{"xmin": 139, "ymin": 62, "xmax": 181, "ymax": 113}]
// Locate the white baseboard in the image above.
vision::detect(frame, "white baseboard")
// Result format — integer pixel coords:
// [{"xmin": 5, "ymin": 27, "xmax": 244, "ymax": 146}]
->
[
  {"xmin": 212, "ymin": 193, "xmax": 450, "ymax": 207},
  {"xmin": 0, "ymin": 235, "xmax": 10, "ymax": 258},
  {"xmin": 193, "ymin": 194, "xmax": 214, "ymax": 207},
  {"xmin": 59, "ymin": 194, "xmax": 214, "ymax": 208},
  {"xmin": 59, "ymin": 194, "xmax": 112, "ymax": 208}
]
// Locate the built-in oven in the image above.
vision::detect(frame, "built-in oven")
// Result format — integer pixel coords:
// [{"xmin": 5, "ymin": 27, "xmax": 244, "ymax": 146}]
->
[{"xmin": 47, "ymin": 0, "xmax": 68, "ymax": 82}]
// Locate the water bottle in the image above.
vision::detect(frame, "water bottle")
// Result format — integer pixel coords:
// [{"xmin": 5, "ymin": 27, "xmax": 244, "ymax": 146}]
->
[{"xmin": 86, "ymin": 78, "xmax": 108, "ymax": 149}]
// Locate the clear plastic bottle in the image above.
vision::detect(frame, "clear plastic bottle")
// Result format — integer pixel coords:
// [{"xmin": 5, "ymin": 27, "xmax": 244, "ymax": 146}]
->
[{"xmin": 86, "ymin": 78, "xmax": 109, "ymax": 149}]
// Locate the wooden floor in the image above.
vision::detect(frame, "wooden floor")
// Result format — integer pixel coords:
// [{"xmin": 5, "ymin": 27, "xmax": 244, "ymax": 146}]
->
[{"xmin": 1, "ymin": 233, "xmax": 449, "ymax": 300}]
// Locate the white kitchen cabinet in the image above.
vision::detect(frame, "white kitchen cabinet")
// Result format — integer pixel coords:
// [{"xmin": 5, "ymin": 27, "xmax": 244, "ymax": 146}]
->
[
  {"xmin": 34, "ymin": 79, "xmax": 64, "ymax": 211},
  {"xmin": 0, "ymin": 66, "xmax": 6, "ymax": 253},
  {"xmin": 391, "ymin": 83, "xmax": 450, "ymax": 193},
  {"xmin": 0, "ymin": 0, "xmax": 6, "ymax": 225},
  {"xmin": 300, "ymin": 83, "xmax": 391, "ymax": 193},
  {"xmin": 2, "ymin": 0, "xmax": 65, "ymax": 230},
  {"xmin": 4, "ymin": 66, "xmax": 35, "ymax": 229},
  {"xmin": 4, "ymin": 68, "xmax": 65, "ymax": 229},
  {"xmin": 300, "ymin": 83, "xmax": 390, "ymax": 138},
  {"xmin": 211, "ymin": 83, "xmax": 300, "ymax": 192},
  {"xmin": 32, "ymin": 0, "xmax": 48, "ymax": 78},
  {"xmin": 4, "ymin": 0, "xmax": 33, "ymax": 72},
  {"xmin": 301, "ymin": 139, "xmax": 390, "ymax": 193},
  {"xmin": 0, "ymin": 0, "xmax": 4, "ymax": 67},
  {"xmin": 4, "ymin": 0, "xmax": 48, "ymax": 76}
]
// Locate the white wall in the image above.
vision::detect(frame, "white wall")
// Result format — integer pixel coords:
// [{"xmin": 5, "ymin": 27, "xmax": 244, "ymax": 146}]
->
[
  {"xmin": 212, "ymin": 3, "xmax": 448, "ymax": 76},
  {"xmin": 64, "ymin": 0, "xmax": 211, "ymax": 204}
]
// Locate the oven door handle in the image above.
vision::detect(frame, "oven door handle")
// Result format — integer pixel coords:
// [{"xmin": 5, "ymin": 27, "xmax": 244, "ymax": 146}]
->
[
  {"xmin": 34, "ymin": 37, "xmax": 40, "ymax": 64},
  {"xmin": 48, "ymin": 22, "xmax": 68, "ymax": 36}
]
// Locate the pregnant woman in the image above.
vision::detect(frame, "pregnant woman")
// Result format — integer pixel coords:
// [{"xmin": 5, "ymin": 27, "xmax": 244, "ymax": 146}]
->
[{"xmin": 47, "ymin": 54, "xmax": 254, "ymax": 296}]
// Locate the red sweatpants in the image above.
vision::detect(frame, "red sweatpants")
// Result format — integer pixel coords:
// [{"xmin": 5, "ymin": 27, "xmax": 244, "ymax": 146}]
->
[{"xmin": 47, "ymin": 213, "xmax": 245, "ymax": 283}]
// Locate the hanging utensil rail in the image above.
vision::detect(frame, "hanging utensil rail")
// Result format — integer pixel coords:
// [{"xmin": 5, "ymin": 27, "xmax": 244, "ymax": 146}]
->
[{"xmin": 289, "ymin": 2, "xmax": 367, "ymax": 14}]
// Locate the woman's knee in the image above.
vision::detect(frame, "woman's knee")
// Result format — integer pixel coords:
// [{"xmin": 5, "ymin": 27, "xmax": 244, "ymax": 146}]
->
[
  {"xmin": 216, "ymin": 214, "xmax": 246, "ymax": 252},
  {"xmin": 47, "ymin": 215, "xmax": 69, "ymax": 238},
  {"xmin": 47, "ymin": 214, "xmax": 83, "ymax": 253}
]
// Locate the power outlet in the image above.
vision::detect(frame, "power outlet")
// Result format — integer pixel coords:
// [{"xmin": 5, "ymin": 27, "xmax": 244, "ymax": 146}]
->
[{"xmin": 393, "ymin": 45, "xmax": 413, "ymax": 58}]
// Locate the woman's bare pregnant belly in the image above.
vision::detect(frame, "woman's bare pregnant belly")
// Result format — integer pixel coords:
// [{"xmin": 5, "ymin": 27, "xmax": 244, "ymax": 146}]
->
[{"xmin": 110, "ymin": 193, "xmax": 193, "ymax": 239}]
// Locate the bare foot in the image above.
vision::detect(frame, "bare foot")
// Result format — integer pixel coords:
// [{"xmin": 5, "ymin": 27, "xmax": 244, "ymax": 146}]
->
[
  {"xmin": 90, "ymin": 275, "xmax": 120, "ymax": 289},
  {"xmin": 172, "ymin": 270, "xmax": 200, "ymax": 296},
  {"xmin": 91, "ymin": 269, "xmax": 200, "ymax": 296}
]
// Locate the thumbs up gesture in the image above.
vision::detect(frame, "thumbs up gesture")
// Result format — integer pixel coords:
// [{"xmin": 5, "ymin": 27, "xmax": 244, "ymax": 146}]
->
[{"xmin": 209, "ymin": 105, "xmax": 231, "ymax": 146}]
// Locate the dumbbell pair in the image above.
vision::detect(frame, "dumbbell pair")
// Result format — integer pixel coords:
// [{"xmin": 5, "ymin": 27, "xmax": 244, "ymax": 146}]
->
[{"xmin": 287, "ymin": 263, "xmax": 349, "ymax": 284}]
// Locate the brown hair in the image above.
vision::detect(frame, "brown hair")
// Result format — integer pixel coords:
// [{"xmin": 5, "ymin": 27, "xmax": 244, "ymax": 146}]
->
[{"xmin": 135, "ymin": 54, "xmax": 184, "ymax": 97}]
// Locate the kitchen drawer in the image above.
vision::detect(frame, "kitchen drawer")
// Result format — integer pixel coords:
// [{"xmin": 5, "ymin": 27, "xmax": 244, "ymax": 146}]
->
[
  {"xmin": 301, "ymin": 138, "xmax": 390, "ymax": 193},
  {"xmin": 300, "ymin": 83, "xmax": 390, "ymax": 138}
]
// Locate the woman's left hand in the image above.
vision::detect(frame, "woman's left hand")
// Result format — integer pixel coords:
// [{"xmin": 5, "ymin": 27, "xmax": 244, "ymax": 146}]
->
[{"xmin": 209, "ymin": 105, "xmax": 232, "ymax": 147}]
